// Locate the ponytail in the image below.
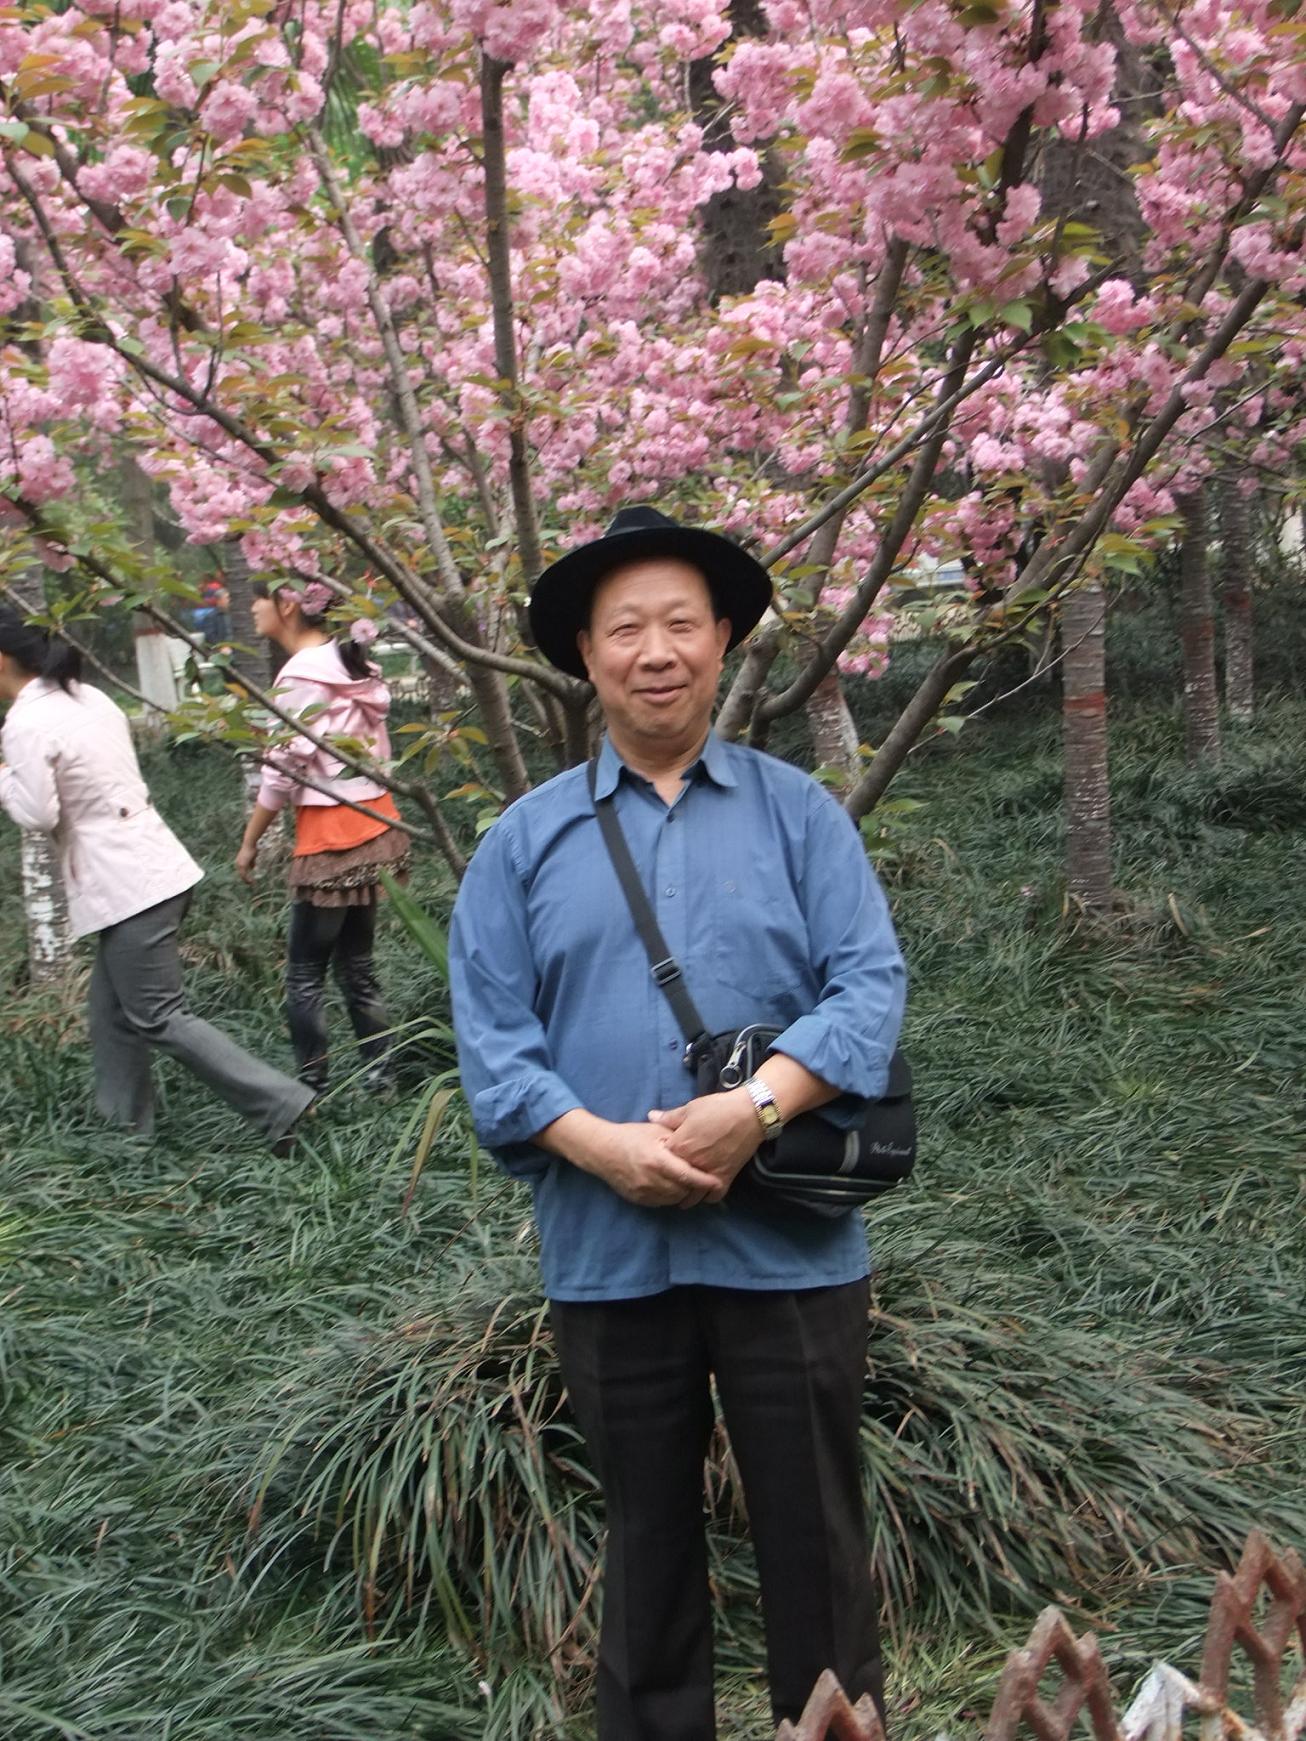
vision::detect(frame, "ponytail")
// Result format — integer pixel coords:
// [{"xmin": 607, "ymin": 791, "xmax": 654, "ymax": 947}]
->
[
  {"xmin": 0, "ymin": 606, "xmax": 82, "ymax": 691},
  {"xmin": 337, "ymin": 638, "xmax": 375, "ymax": 681},
  {"xmin": 43, "ymin": 639, "xmax": 83, "ymax": 689}
]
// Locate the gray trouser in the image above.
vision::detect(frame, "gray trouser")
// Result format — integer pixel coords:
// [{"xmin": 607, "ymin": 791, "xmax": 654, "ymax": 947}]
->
[{"xmin": 88, "ymin": 891, "xmax": 313, "ymax": 1143}]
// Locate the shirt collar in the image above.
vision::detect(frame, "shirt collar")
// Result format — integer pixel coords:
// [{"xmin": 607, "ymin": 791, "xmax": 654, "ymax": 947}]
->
[{"xmin": 592, "ymin": 728, "xmax": 737, "ymax": 800}]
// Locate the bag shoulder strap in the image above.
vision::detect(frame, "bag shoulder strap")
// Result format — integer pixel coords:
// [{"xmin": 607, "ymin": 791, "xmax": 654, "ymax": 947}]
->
[{"xmin": 587, "ymin": 759, "xmax": 713, "ymax": 1061}]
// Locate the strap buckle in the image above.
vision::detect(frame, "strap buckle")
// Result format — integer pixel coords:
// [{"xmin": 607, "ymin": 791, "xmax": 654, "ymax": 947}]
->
[
  {"xmin": 651, "ymin": 958, "xmax": 682, "ymax": 988},
  {"xmin": 683, "ymin": 1032, "xmax": 716, "ymax": 1072}
]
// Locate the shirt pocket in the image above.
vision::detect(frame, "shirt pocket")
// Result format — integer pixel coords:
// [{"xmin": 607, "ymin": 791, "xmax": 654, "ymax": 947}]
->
[{"xmin": 706, "ymin": 877, "xmax": 811, "ymax": 1009}]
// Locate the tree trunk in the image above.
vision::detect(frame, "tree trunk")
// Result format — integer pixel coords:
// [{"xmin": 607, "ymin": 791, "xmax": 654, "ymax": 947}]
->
[
  {"xmin": 217, "ymin": 538, "xmax": 283, "ymax": 680},
  {"xmin": 217, "ymin": 537, "xmax": 256, "ymax": 647},
  {"xmin": 1177, "ymin": 486, "xmax": 1221, "ymax": 764},
  {"xmin": 121, "ymin": 454, "xmax": 179, "ymax": 716},
  {"xmin": 21, "ymin": 829, "xmax": 73, "ymax": 983},
  {"xmin": 688, "ymin": 0, "xmax": 786, "ymax": 299},
  {"xmin": 1219, "ymin": 468, "xmax": 1254, "ymax": 724},
  {"xmin": 1060, "ymin": 579, "xmax": 1112, "ymax": 912},
  {"xmin": 805, "ymin": 670, "xmax": 861, "ymax": 785},
  {"xmin": 9, "ymin": 564, "xmax": 74, "ymax": 977}
]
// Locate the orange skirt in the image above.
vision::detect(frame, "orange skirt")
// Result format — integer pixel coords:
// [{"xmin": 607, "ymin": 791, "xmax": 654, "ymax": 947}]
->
[
  {"xmin": 293, "ymin": 791, "xmax": 400, "ymax": 856},
  {"xmin": 289, "ymin": 797, "xmax": 410, "ymax": 909}
]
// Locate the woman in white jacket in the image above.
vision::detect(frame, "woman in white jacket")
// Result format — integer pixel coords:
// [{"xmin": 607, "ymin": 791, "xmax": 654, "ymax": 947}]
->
[
  {"xmin": 0, "ymin": 607, "xmax": 313, "ymax": 1146},
  {"xmin": 235, "ymin": 580, "xmax": 407, "ymax": 1093}
]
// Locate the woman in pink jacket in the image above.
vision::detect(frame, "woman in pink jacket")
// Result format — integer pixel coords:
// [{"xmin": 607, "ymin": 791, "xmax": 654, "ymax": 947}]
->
[
  {"xmin": 0, "ymin": 607, "xmax": 313, "ymax": 1146},
  {"xmin": 235, "ymin": 580, "xmax": 407, "ymax": 1093}
]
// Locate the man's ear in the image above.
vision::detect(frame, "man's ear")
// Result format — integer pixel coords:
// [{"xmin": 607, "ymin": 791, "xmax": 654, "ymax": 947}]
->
[
  {"xmin": 576, "ymin": 628, "xmax": 593, "ymax": 680},
  {"xmin": 715, "ymin": 617, "xmax": 731, "ymax": 660}
]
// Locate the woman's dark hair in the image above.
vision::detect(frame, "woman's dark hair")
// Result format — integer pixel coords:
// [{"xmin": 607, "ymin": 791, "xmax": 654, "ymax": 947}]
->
[
  {"xmin": 0, "ymin": 606, "xmax": 82, "ymax": 691},
  {"xmin": 255, "ymin": 583, "xmax": 375, "ymax": 681},
  {"xmin": 335, "ymin": 638, "xmax": 374, "ymax": 681}
]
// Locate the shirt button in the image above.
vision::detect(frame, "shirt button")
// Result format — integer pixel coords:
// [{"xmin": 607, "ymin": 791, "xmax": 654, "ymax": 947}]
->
[
  {"xmin": 668, "ymin": 1041, "xmax": 678, "ymax": 1052},
  {"xmin": 665, "ymin": 886, "xmax": 676, "ymax": 897}
]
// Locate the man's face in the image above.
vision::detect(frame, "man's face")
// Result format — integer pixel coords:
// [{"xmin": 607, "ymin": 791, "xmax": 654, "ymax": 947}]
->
[{"xmin": 578, "ymin": 558, "xmax": 731, "ymax": 757}]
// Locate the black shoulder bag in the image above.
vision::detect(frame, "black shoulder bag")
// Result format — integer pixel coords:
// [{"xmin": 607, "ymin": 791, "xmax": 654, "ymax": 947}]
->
[{"xmin": 588, "ymin": 763, "xmax": 915, "ymax": 1218}]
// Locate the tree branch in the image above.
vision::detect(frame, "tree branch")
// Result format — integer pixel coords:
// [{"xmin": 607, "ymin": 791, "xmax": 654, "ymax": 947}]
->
[
  {"xmin": 798, "ymin": 234, "xmax": 913, "ymax": 592},
  {"xmin": 842, "ymin": 268, "xmax": 1281, "ymax": 821},
  {"xmin": 6, "ymin": 499, "xmax": 441, "ymax": 819},
  {"xmin": 755, "ymin": 350, "xmax": 1013, "ymax": 571},
  {"xmin": 480, "ymin": 54, "xmax": 545, "ymax": 584},
  {"xmin": 0, "ymin": 583, "xmax": 154, "ymax": 713},
  {"xmin": 304, "ymin": 121, "xmax": 536, "ymax": 800},
  {"xmin": 6, "ymin": 142, "xmax": 580, "ymax": 722},
  {"xmin": 759, "ymin": 328, "xmax": 980, "ymax": 721}
]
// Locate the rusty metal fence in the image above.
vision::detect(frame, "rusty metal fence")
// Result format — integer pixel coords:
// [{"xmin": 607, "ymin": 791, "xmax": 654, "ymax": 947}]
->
[{"xmin": 776, "ymin": 1533, "xmax": 1306, "ymax": 1741}]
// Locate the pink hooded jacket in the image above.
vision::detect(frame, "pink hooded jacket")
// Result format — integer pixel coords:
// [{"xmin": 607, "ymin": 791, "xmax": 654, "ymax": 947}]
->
[{"xmin": 256, "ymin": 642, "xmax": 392, "ymax": 813}]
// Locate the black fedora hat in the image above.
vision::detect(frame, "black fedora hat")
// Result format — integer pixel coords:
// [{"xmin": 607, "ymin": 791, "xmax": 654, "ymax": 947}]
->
[{"xmin": 528, "ymin": 505, "xmax": 772, "ymax": 680}]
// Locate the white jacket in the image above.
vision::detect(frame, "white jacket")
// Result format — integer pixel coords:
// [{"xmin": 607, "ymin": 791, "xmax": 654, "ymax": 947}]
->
[{"xmin": 0, "ymin": 679, "xmax": 202, "ymax": 938}]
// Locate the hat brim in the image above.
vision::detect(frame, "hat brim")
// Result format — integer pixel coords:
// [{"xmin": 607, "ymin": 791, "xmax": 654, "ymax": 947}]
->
[{"xmin": 528, "ymin": 525, "xmax": 772, "ymax": 680}]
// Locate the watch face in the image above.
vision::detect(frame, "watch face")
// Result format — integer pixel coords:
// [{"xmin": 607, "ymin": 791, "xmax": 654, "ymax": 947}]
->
[{"xmin": 748, "ymin": 1081, "xmax": 781, "ymax": 1134}]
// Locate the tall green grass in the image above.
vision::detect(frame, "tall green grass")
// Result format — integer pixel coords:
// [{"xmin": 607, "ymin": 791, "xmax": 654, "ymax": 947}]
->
[{"xmin": 1, "ymin": 704, "xmax": 1303, "ymax": 1739}]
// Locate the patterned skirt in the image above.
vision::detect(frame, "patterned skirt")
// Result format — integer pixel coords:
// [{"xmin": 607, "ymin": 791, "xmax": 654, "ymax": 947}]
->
[{"xmin": 286, "ymin": 823, "xmax": 411, "ymax": 909}]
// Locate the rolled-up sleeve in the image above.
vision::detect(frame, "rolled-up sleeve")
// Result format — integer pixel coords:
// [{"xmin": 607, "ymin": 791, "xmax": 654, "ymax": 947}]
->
[
  {"xmin": 0, "ymin": 719, "xmax": 61, "ymax": 833},
  {"xmin": 449, "ymin": 815, "xmax": 583, "ymax": 1178},
  {"xmin": 771, "ymin": 789, "xmax": 906, "ymax": 1105}
]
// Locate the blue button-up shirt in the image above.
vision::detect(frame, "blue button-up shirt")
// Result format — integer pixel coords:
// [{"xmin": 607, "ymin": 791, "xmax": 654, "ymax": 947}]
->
[{"xmin": 449, "ymin": 731, "xmax": 907, "ymax": 1302}]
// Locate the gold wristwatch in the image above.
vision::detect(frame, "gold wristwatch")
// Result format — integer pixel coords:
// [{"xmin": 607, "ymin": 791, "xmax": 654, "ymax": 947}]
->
[{"xmin": 744, "ymin": 1076, "xmax": 783, "ymax": 1139}]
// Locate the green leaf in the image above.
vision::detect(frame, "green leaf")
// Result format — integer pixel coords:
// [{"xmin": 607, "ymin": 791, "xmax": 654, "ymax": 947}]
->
[
  {"xmin": 840, "ymin": 126, "xmax": 883, "ymax": 161},
  {"xmin": 1000, "ymin": 300, "xmax": 1033, "ymax": 332},
  {"xmin": 1042, "ymin": 331, "xmax": 1080, "ymax": 368},
  {"xmin": 401, "ymin": 1087, "xmax": 457, "ymax": 1216},
  {"xmin": 379, "ymin": 871, "xmax": 448, "ymax": 979}
]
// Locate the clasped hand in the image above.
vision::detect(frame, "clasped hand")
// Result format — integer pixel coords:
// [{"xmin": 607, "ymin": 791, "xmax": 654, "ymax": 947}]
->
[
  {"xmin": 550, "ymin": 1093, "xmax": 763, "ymax": 1211},
  {"xmin": 643, "ymin": 1087, "xmax": 761, "ymax": 1210}
]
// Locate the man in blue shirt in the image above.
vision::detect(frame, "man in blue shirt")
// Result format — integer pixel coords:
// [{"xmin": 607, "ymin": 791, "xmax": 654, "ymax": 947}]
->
[{"xmin": 450, "ymin": 506, "xmax": 906, "ymax": 1739}]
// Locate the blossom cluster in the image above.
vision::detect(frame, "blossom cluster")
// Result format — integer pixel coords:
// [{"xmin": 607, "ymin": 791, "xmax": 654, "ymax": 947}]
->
[{"xmin": 0, "ymin": 0, "xmax": 1301, "ymax": 685}]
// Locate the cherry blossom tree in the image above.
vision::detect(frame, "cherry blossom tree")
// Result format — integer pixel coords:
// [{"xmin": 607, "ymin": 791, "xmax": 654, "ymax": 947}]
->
[
  {"xmin": 1, "ymin": 0, "xmax": 1302, "ymax": 883},
  {"xmin": 1218, "ymin": 465, "xmax": 1255, "ymax": 725}
]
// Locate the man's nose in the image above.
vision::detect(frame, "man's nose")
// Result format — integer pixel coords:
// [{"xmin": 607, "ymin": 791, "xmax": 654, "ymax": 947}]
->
[{"xmin": 637, "ymin": 627, "xmax": 676, "ymax": 666}]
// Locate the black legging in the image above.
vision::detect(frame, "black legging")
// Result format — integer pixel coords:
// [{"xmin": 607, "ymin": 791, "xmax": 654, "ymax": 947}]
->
[{"xmin": 285, "ymin": 901, "xmax": 392, "ymax": 1092}]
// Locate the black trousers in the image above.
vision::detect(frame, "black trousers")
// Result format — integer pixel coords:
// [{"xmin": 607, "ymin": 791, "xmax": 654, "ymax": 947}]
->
[
  {"xmin": 550, "ymin": 1279, "xmax": 882, "ymax": 1741},
  {"xmin": 285, "ymin": 901, "xmax": 392, "ymax": 1092}
]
